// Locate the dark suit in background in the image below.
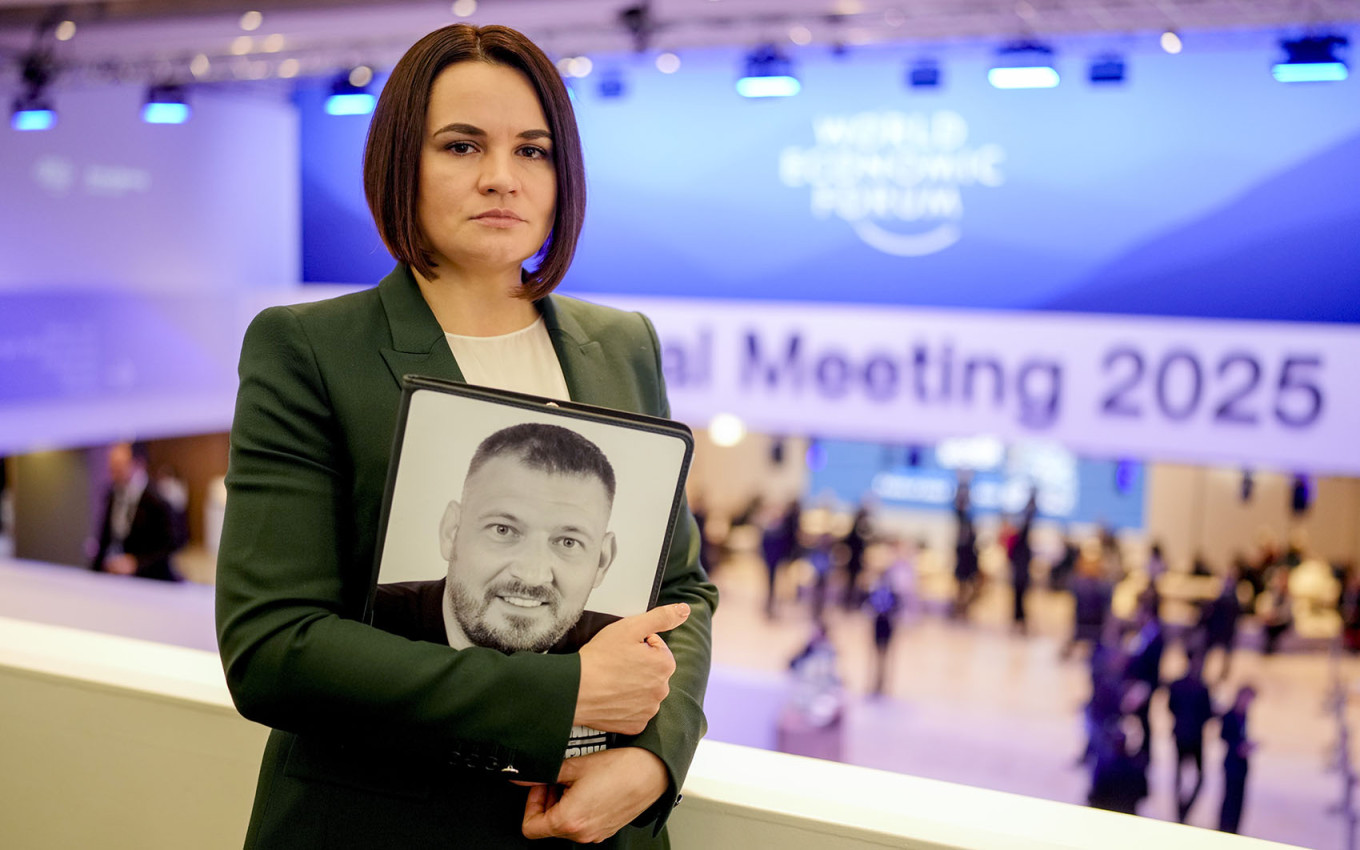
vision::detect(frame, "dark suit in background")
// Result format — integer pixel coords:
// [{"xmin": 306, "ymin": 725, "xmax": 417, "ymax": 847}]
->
[
  {"xmin": 91, "ymin": 481, "xmax": 180, "ymax": 581},
  {"xmin": 215, "ymin": 266, "xmax": 716, "ymax": 849}
]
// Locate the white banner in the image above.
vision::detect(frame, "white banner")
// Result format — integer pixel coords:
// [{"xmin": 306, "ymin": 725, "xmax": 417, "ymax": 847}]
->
[{"xmin": 583, "ymin": 294, "xmax": 1360, "ymax": 476}]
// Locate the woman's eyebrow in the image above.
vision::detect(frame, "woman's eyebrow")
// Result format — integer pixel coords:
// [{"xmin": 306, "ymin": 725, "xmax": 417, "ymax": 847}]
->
[
  {"xmin": 432, "ymin": 122, "xmax": 485, "ymax": 137},
  {"xmin": 431, "ymin": 122, "xmax": 552, "ymax": 141}
]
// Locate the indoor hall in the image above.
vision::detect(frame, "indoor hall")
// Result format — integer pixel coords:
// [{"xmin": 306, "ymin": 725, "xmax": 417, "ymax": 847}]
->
[{"xmin": 3, "ymin": 1, "xmax": 1359, "ymax": 848}]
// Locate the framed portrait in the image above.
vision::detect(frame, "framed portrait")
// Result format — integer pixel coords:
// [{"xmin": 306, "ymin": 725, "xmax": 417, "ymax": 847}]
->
[{"xmin": 365, "ymin": 375, "xmax": 693, "ymax": 665}]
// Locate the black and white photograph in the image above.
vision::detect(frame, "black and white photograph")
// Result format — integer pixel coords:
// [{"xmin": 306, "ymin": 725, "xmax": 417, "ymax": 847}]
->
[{"xmin": 369, "ymin": 379, "xmax": 691, "ymax": 656}]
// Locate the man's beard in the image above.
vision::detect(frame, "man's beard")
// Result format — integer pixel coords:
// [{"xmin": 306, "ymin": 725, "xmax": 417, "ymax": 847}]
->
[{"xmin": 448, "ymin": 578, "xmax": 576, "ymax": 654}]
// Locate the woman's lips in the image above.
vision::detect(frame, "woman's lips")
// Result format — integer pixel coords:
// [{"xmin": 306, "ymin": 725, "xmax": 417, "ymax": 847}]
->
[{"xmin": 473, "ymin": 210, "xmax": 524, "ymax": 228}]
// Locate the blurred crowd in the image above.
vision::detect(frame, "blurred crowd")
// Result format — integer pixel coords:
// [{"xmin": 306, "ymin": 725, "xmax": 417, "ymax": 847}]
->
[{"xmin": 693, "ymin": 480, "xmax": 1358, "ymax": 835}]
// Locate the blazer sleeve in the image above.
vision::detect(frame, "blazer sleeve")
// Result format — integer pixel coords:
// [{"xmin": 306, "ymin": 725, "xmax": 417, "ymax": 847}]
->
[
  {"xmin": 623, "ymin": 311, "xmax": 720, "ymax": 833},
  {"xmin": 215, "ymin": 306, "xmax": 579, "ymax": 782}
]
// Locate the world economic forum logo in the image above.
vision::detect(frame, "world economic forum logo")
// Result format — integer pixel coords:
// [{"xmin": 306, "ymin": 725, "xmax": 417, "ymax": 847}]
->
[{"xmin": 779, "ymin": 110, "xmax": 1005, "ymax": 256}]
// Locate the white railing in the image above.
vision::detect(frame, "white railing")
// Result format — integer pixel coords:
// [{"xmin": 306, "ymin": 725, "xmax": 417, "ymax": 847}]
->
[{"xmin": 0, "ymin": 616, "xmax": 1302, "ymax": 850}]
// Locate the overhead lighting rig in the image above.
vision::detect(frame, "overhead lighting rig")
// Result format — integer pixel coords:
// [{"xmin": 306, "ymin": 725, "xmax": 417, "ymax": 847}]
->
[
  {"xmin": 1272, "ymin": 35, "xmax": 1349, "ymax": 83},
  {"xmin": 12, "ymin": 51, "xmax": 57, "ymax": 131},
  {"xmin": 736, "ymin": 43, "xmax": 800, "ymax": 98},
  {"xmin": 988, "ymin": 41, "xmax": 1060, "ymax": 89}
]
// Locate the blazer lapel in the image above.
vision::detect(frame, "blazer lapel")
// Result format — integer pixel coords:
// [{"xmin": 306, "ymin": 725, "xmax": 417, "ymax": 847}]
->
[
  {"xmin": 539, "ymin": 295, "xmax": 616, "ymax": 407},
  {"xmin": 376, "ymin": 265, "xmax": 466, "ymax": 388}
]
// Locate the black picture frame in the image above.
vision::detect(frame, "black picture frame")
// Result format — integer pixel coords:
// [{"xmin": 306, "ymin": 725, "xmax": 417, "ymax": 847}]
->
[{"xmin": 364, "ymin": 375, "xmax": 693, "ymax": 658}]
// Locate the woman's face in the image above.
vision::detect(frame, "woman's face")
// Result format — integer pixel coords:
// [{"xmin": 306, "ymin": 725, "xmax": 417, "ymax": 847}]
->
[{"xmin": 416, "ymin": 60, "xmax": 556, "ymax": 281}]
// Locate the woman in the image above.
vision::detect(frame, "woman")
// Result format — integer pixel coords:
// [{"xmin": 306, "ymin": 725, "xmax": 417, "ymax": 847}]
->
[{"xmin": 215, "ymin": 24, "xmax": 717, "ymax": 849}]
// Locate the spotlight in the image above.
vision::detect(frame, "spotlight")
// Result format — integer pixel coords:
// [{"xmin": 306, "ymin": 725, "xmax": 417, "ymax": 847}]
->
[
  {"xmin": 736, "ymin": 43, "xmax": 800, "ymax": 98},
  {"xmin": 1088, "ymin": 54, "xmax": 1126, "ymax": 84},
  {"xmin": 988, "ymin": 41, "xmax": 1059, "ymax": 89},
  {"xmin": 325, "ymin": 66, "xmax": 376, "ymax": 116},
  {"xmin": 142, "ymin": 85, "xmax": 191, "ymax": 124},
  {"xmin": 12, "ymin": 53, "xmax": 56, "ymax": 131},
  {"xmin": 1273, "ymin": 35, "xmax": 1348, "ymax": 83},
  {"xmin": 907, "ymin": 59, "xmax": 941, "ymax": 89},
  {"xmin": 11, "ymin": 93, "xmax": 55, "ymax": 130}
]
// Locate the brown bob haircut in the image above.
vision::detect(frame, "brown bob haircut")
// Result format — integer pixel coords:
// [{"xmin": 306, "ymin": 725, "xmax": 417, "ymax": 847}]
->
[{"xmin": 363, "ymin": 24, "xmax": 585, "ymax": 300}]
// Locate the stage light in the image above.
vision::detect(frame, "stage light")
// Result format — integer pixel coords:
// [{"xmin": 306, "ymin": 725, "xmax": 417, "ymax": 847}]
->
[
  {"xmin": 142, "ymin": 85, "xmax": 190, "ymax": 124},
  {"xmin": 11, "ymin": 95, "xmax": 55, "ymax": 130},
  {"xmin": 12, "ymin": 53, "xmax": 56, "ymax": 131},
  {"xmin": 325, "ymin": 67, "xmax": 376, "ymax": 116},
  {"xmin": 736, "ymin": 43, "xmax": 800, "ymax": 97},
  {"xmin": 1273, "ymin": 35, "xmax": 1348, "ymax": 83},
  {"xmin": 1160, "ymin": 31, "xmax": 1183, "ymax": 54},
  {"xmin": 988, "ymin": 41, "xmax": 1059, "ymax": 89},
  {"xmin": 907, "ymin": 59, "xmax": 941, "ymax": 89},
  {"xmin": 1089, "ymin": 54, "xmax": 1126, "ymax": 84},
  {"xmin": 656, "ymin": 52, "xmax": 680, "ymax": 74}
]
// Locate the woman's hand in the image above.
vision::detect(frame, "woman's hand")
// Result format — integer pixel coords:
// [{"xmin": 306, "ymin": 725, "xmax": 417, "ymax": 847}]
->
[
  {"xmin": 520, "ymin": 747, "xmax": 668, "ymax": 843},
  {"xmin": 574, "ymin": 604, "xmax": 689, "ymax": 734}
]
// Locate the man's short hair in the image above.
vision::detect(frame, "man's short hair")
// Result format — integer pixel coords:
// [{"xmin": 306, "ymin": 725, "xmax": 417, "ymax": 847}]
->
[{"xmin": 467, "ymin": 423, "xmax": 615, "ymax": 503}]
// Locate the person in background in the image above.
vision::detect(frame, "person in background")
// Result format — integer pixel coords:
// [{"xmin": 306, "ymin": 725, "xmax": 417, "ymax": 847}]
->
[
  {"xmin": 1201, "ymin": 565, "xmax": 1243, "ymax": 681},
  {"xmin": 1063, "ymin": 545, "xmax": 1113, "ymax": 660},
  {"xmin": 865, "ymin": 571, "xmax": 902, "ymax": 697},
  {"xmin": 761, "ymin": 499, "xmax": 801, "ymax": 619},
  {"xmin": 1008, "ymin": 490, "xmax": 1038, "ymax": 635},
  {"xmin": 1145, "ymin": 542, "xmax": 1168, "ymax": 584},
  {"xmin": 90, "ymin": 442, "xmax": 181, "ymax": 582},
  {"xmin": 841, "ymin": 503, "xmax": 871, "ymax": 609},
  {"xmin": 1099, "ymin": 524, "xmax": 1124, "ymax": 583},
  {"xmin": 1219, "ymin": 685, "xmax": 1259, "ymax": 834},
  {"xmin": 951, "ymin": 477, "xmax": 981, "ymax": 620},
  {"xmin": 1124, "ymin": 592, "xmax": 1165, "ymax": 760},
  {"xmin": 1167, "ymin": 651, "xmax": 1215, "ymax": 823},
  {"xmin": 1087, "ymin": 728, "xmax": 1148, "ymax": 816},
  {"xmin": 1078, "ymin": 620, "xmax": 1126, "ymax": 767},
  {"xmin": 0, "ymin": 455, "xmax": 8, "ymax": 537},
  {"xmin": 1259, "ymin": 566, "xmax": 1293, "ymax": 655},
  {"xmin": 1339, "ymin": 566, "xmax": 1360, "ymax": 654},
  {"xmin": 1048, "ymin": 532, "xmax": 1079, "ymax": 592}
]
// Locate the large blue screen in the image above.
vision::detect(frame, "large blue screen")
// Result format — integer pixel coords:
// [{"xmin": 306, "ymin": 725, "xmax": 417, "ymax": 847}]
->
[{"xmin": 299, "ymin": 40, "xmax": 1359, "ymax": 324}]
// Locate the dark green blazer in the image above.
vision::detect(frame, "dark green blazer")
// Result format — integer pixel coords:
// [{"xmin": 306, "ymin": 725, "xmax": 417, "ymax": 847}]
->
[{"xmin": 215, "ymin": 266, "xmax": 717, "ymax": 849}]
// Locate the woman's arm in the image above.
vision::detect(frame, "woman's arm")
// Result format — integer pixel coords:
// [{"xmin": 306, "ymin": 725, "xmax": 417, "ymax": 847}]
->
[
  {"xmin": 623, "ymin": 312, "xmax": 720, "ymax": 829},
  {"xmin": 215, "ymin": 305, "xmax": 580, "ymax": 782}
]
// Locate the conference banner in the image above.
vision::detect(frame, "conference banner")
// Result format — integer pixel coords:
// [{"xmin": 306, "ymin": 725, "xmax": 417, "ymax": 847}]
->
[{"xmin": 588, "ymin": 294, "xmax": 1360, "ymax": 476}]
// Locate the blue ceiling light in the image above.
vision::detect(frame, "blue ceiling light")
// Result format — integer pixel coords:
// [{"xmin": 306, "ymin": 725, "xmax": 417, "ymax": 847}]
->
[
  {"xmin": 12, "ymin": 93, "xmax": 55, "ymax": 130},
  {"xmin": 11, "ymin": 52, "xmax": 56, "ymax": 131},
  {"xmin": 988, "ymin": 41, "xmax": 1060, "ymax": 89},
  {"xmin": 1089, "ymin": 54, "xmax": 1126, "ymax": 84},
  {"xmin": 325, "ymin": 66, "xmax": 376, "ymax": 116},
  {"xmin": 1272, "ymin": 35, "xmax": 1349, "ymax": 83},
  {"xmin": 907, "ymin": 59, "xmax": 942, "ymax": 89},
  {"xmin": 142, "ymin": 85, "xmax": 191, "ymax": 124},
  {"xmin": 736, "ymin": 43, "xmax": 800, "ymax": 98}
]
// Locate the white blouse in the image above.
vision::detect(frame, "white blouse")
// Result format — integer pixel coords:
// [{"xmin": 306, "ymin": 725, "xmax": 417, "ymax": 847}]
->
[{"xmin": 443, "ymin": 316, "xmax": 571, "ymax": 401}]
